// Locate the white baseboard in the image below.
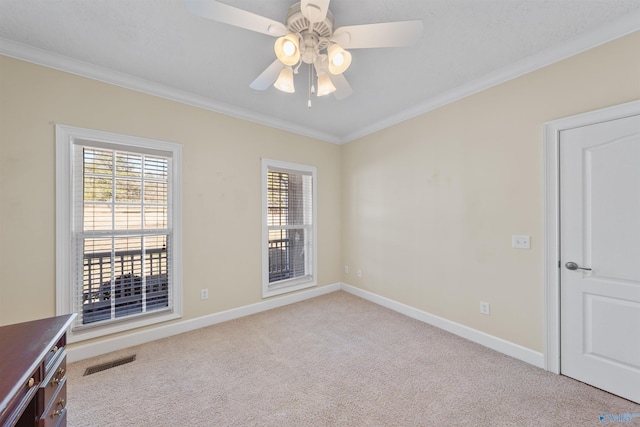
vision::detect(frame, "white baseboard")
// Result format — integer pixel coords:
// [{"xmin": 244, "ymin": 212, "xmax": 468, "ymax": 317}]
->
[
  {"xmin": 69, "ymin": 281, "xmax": 544, "ymax": 369},
  {"xmin": 67, "ymin": 283, "xmax": 341, "ymax": 362},
  {"xmin": 341, "ymin": 283, "xmax": 545, "ymax": 369}
]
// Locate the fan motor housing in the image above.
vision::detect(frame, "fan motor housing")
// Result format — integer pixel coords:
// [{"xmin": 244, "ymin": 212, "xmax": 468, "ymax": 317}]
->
[{"xmin": 286, "ymin": 2, "xmax": 334, "ymax": 53}]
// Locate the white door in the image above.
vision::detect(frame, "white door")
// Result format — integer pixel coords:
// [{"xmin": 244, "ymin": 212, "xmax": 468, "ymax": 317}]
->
[{"xmin": 560, "ymin": 114, "xmax": 640, "ymax": 403}]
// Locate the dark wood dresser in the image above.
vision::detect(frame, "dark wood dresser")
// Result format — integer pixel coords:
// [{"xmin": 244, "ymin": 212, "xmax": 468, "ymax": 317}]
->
[{"xmin": 0, "ymin": 314, "xmax": 75, "ymax": 427}]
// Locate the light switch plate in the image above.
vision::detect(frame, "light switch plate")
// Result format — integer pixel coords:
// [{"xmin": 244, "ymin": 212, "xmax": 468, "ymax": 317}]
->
[{"xmin": 512, "ymin": 235, "xmax": 531, "ymax": 249}]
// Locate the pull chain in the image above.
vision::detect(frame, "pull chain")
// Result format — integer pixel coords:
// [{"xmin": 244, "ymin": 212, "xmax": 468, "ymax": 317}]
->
[{"xmin": 308, "ymin": 63, "xmax": 312, "ymax": 108}]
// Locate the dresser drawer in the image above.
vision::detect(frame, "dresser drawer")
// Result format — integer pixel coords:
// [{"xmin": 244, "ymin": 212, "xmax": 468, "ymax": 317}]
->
[
  {"xmin": 41, "ymin": 355, "xmax": 66, "ymax": 410},
  {"xmin": 4, "ymin": 365, "xmax": 43, "ymax": 425},
  {"xmin": 39, "ymin": 380, "xmax": 66, "ymax": 427},
  {"xmin": 44, "ymin": 335, "xmax": 66, "ymax": 372}
]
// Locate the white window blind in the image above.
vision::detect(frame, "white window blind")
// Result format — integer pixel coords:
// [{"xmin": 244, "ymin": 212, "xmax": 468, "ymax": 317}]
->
[
  {"xmin": 262, "ymin": 159, "xmax": 317, "ymax": 298},
  {"xmin": 73, "ymin": 145, "xmax": 173, "ymax": 327},
  {"xmin": 56, "ymin": 125, "xmax": 182, "ymax": 342}
]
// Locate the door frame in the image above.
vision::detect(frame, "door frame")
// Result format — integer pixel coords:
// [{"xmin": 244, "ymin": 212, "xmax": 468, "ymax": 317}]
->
[{"xmin": 543, "ymin": 99, "xmax": 640, "ymax": 374}]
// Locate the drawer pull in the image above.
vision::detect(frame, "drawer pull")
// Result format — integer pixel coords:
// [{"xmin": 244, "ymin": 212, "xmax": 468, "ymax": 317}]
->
[
  {"xmin": 58, "ymin": 398, "xmax": 66, "ymax": 408},
  {"xmin": 52, "ymin": 409, "xmax": 63, "ymax": 418},
  {"xmin": 28, "ymin": 377, "xmax": 35, "ymax": 388},
  {"xmin": 51, "ymin": 345, "xmax": 59, "ymax": 354},
  {"xmin": 51, "ymin": 367, "xmax": 66, "ymax": 386}
]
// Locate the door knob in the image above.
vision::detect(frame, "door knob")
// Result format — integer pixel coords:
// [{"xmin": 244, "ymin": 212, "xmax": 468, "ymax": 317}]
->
[{"xmin": 565, "ymin": 261, "xmax": 592, "ymax": 271}]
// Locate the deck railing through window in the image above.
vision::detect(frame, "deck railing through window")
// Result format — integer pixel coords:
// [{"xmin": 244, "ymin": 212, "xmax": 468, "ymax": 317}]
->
[
  {"xmin": 269, "ymin": 236, "xmax": 291, "ymax": 282},
  {"xmin": 82, "ymin": 246, "xmax": 168, "ymax": 324}
]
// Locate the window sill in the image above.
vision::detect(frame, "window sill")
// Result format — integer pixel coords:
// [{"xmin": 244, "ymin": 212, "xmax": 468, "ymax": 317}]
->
[
  {"xmin": 263, "ymin": 276, "xmax": 316, "ymax": 298},
  {"xmin": 68, "ymin": 310, "xmax": 181, "ymax": 343}
]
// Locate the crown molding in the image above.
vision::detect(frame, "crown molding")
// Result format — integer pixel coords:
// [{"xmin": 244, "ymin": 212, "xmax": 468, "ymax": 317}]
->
[
  {"xmin": 0, "ymin": 38, "xmax": 342, "ymax": 144},
  {"xmin": 2, "ymin": 9, "xmax": 638, "ymax": 146},
  {"xmin": 340, "ymin": 11, "xmax": 640, "ymax": 144}
]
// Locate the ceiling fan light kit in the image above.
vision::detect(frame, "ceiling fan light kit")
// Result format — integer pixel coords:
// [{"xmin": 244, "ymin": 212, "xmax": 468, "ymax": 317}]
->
[
  {"xmin": 271, "ymin": 1, "xmax": 346, "ymax": 96},
  {"xmin": 185, "ymin": 0, "xmax": 423, "ymax": 103}
]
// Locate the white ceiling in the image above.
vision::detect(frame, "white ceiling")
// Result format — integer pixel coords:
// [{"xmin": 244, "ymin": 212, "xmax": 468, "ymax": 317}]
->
[{"xmin": 1, "ymin": 0, "xmax": 639, "ymax": 143}]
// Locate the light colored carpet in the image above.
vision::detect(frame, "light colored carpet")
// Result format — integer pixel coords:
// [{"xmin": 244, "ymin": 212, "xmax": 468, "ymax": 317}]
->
[{"xmin": 67, "ymin": 291, "xmax": 640, "ymax": 426}]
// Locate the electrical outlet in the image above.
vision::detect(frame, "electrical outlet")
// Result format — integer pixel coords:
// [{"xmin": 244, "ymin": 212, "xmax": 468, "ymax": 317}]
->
[
  {"xmin": 344, "ymin": 265, "xmax": 349, "ymax": 274},
  {"xmin": 201, "ymin": 289, "xmax": 208, "ymax": 300},
  {"xmin": 357, "ymin": 268, "xmax": 362, "ymax": 278},
  {"xmin": 480, "ymin": 301, "xmax": 490, "ymax": 315}
]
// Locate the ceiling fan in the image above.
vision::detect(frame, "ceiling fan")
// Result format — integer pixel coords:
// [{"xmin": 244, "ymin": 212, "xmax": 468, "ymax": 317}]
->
[{"xmin": 185, "ymin": 0, "xmax": 423, "ymax": 104}]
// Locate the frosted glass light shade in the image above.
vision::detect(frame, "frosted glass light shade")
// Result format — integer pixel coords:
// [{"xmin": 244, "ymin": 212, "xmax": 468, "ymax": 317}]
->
[
  {"xmin": 316, "ymin": 73, "xmax": 336, "ymax": 96},
  {"xmin": 274, "ymin": 34, "xmax": 300, "ymax": 66},
  {"xmin": 327, "ymin": 43, "xmax": 352, "ymax": 75},
  {"xmin": 274, "ymin": 67, "xmax": 295, "ymax": 93}
]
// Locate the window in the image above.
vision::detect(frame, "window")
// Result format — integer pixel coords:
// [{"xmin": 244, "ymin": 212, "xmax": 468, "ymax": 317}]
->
[
  {"xmin": 56, "ymin": 125, "xmax": 182, "ymax": 342},
  {"xmin": 262, "ymin": 159, "xmax": 317, "ymax": 298}
]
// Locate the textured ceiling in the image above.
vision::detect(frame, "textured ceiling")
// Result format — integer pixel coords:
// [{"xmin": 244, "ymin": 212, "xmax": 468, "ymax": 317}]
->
[{"xmin": 1, "ymin": 0, "xmax": 639, "ymax": 143}]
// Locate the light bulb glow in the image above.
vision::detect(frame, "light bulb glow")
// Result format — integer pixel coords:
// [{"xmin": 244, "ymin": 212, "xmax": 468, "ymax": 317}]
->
[
  {"xmin": 283, "ymin": 40, "xmax": 296, "ymax": 56},
  {"xmin": 332, "ymin": 53, "xmax": 344, "ymax": 67}
]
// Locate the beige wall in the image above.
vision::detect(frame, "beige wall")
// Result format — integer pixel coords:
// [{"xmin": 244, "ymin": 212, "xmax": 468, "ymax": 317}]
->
[
  {"xmin": 0, "ymin": 56, "xmax": 342, "ymax": 329},
  {"xmin": 341, "ymin": 32, "xmax": 640, "ymax": 352},
  {"xmin": 1, "ymin": 31, "xmax": 639, "ymax": 354}
]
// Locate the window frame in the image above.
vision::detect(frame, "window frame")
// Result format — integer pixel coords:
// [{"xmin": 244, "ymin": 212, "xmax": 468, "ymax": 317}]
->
[
  {"xmin": 261, "ymin": 158, "xmax": 318, "ymax": 298},
  {"xmin": 56, "ymin": 125, "xmax": 182, "ymax": 343}
]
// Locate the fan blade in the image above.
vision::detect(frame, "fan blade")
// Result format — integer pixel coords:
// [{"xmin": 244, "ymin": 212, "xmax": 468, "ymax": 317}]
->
[
  {"xmin": 332, "ymin": 20, "xmax": 423, "ymax": 49},
  {"xmin": 330, "ymin": 73, "xmax": 353, "ymax": 100},
  {"xmin": 185, "ymin": 0, "xmax": 287, "ymax": 37},
  {"xmin": 250, "ymin": 59, "xmax": 284, "ymax": 90},
  {"xmin": 301, "ymin": 0, "xmax": 330, "ymax": 24}
]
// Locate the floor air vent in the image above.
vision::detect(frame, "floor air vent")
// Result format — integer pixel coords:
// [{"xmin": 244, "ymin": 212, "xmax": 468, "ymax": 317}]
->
[{"xmin": 84, "ymin": 355, "xmax": 136, "ymax": 376}]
